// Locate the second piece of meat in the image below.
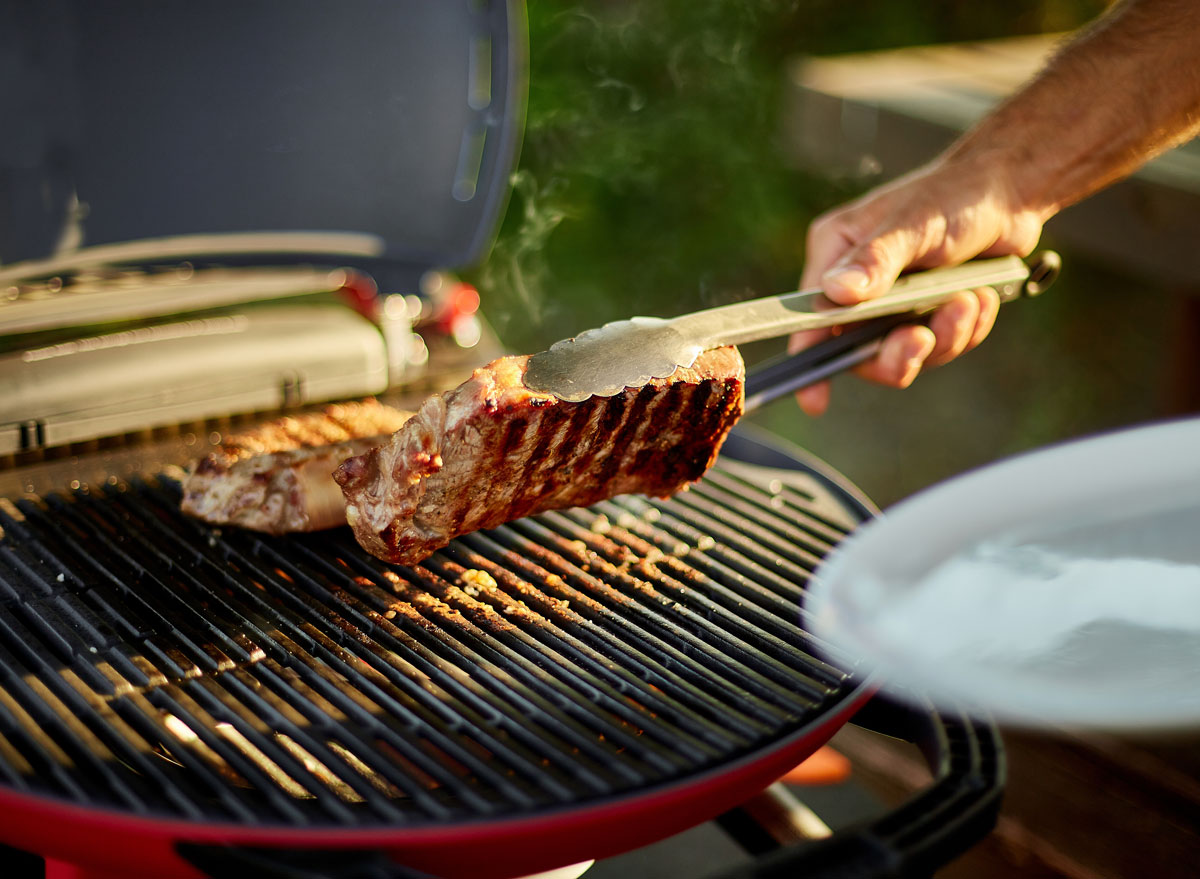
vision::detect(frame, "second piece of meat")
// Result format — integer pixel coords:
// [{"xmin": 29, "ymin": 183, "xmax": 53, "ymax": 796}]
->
[
  {"xmin": 182, "ymin": 400, "xmax": 414, "ymax": 534},
  {"xmin": 333, "ymin": 347, "xmax": 745, "ymax": 565}
]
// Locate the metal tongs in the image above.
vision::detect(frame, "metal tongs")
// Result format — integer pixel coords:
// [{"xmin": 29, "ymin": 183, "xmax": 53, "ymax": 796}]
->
[{"xmin": 524, "ymin": 252, "xmax": 1060, "ymax": 409}]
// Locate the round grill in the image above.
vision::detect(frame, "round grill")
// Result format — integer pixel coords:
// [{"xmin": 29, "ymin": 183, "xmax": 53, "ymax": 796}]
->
[{"xmin": 0, "ymin": 438, "xmax": 867, "ymax": 829}]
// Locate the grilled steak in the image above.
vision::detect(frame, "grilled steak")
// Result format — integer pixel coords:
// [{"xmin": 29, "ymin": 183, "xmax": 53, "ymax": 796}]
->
[
  {"xmin": 182, "ymin": 400, "xmax": 414, "ymax": 534},
  {"xmin": 334, "ymin": 348, "xmax": 745, "ymax": 565}
]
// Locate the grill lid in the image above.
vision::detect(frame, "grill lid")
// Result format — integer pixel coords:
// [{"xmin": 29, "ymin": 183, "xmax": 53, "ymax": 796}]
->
[
  {"xmin": 0, "ymin": 437, "xmax": 868, "ymax": 829},
  {"xmin": 0, "ymin": 1, "xmax": 525, "ymax": 291}
]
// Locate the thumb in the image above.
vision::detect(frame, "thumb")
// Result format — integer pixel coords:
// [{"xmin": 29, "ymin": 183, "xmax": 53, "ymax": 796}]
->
[{"xmin": 819, "ymin": 233, "xmax": 913, "ymax": 305}]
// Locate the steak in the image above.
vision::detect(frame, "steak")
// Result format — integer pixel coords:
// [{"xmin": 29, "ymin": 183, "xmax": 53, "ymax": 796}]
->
[
  {"xmin": 181, "ymin": 400, "xmax": 414, "ymax": 534},
  {"xmin": 333, "ymin": 348, "xmax": 745, "ymax": 565}
]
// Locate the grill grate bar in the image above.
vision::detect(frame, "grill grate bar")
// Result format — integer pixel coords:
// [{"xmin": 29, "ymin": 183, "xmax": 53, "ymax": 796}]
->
[
  {"xmin": 324, "ymin": 539, "xmax": 693, "ymax": 783},
  {"xmin": 665, "ymin": 487, "xmax": 831, "ymax": 573},
  {"xmin": 435, "ymin": 539, "xmax": 780, "ymax": 745},
  {"xmin": 56, "ymin": 664, "xmax": 228, "ymax": 821},
  {"xmin": 606, "ymin": 493, "xmax": 862, "ymax": 672},
  {"xmin": 0, "ymin": 616, "xmax": 152, "ymax": 813},
  {"xmin": 106, "ymin": 684, "xmax": 282, "ymax": 824},
  {"xmin": 34, "ymin": 488, "xmax": 502, "ymax": 817},
  {"xmin": 0, "ymin": 545, "xmax": 58, "ymax": 601},
  {"xmin": 85, "ymin": 638, "xmax": 331, "ymax": 826},
  {"xmin": 65, "ymin": 492, "xmax": 287, "ymax": 659},
  {"xmin": 313, "ymin": 531, "xmax": 749, "ymax": 757},
  {"xmin": 242, "ymin": 643, "xmax": 496, "ymax": 815},
  {"xmin": 412, "ymin": 555, "xmax": 728, "ymax": 764},
  {"xmin": 154, "ymin": 488, "xmax": 608, "ymax": 809},
  {"xmin": 234, "ymin": 660, "xmax": 466, "ymax": 812},
  {"xmin": 492, "ymin": 516, "xmax": 830, "ymax": 711},
  {"xmin": 235, "ymin": 532, "xmax": 637, "ymax": 801},
  {"xmin": 0, "ymin": 729, "xmax": 32, "ymax": 787},
  {"xmin": 422, "ymin": 554, "xmax": 733, "ymax": 762},
  {"xmin": 549, "ymin": 502, "xmax": 843, "ymax": 698},
  {"xmin": 5, "ymin": 494, "xmax": 487, "ymax": 826},
  {"xmin": 601, "ymin": 495, "xmax": 813, "ymax": 605},
  {"xmin": 552, "ymin": 503, "xmax": 815, "ymax": 647},
  {"xmin": 0, "ymin": 686, "xmax": 91, "ymax": 802},
  {"xmin": 188, "ymin": 672, "xmax": 408, "ymax": 820},
  {"xmin": 456, "ymin": 526, "xmax": 803, "ymax": 727},
  {"xmin": 192, "ymin": 675, "xmax": 396, "ymax": 821},
  {"xmin": 699, "ymin": 467, "xmax": 853, "ymax": 546},
  {"xmin": 128, "ymin": 487, "xmax": 571, "ymax": 813},
  {"xmin": 87, "ymin": 650, "xmax": 268, "ymax": 823},
  {"xmin": 12, "ymin": 496, "xmax": 253, "ymax": 667},
  {"xmin": 136, "ymin": 683, "xmax": 318, "ymax": 825},
  {"xmin": 602, "ymin": 492, "xmax": 857, "ymax": 671},
  {"xmin": 0, "ymin": 447, "xmax": 867, "ymax": 828}
]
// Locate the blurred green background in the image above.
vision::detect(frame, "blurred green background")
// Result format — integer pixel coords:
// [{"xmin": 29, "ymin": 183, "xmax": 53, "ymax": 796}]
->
[{"xmin": 470, "ymin": 0, "xmax": 1181, "ymax": 508}]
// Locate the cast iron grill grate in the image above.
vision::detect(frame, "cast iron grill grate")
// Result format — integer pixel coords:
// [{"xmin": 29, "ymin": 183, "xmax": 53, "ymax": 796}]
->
[{"xmin": 0, "ymin": 457, "xmax": 864, "ymax": 827}]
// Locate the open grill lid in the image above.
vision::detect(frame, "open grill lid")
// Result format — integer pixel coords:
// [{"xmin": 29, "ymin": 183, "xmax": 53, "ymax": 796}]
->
[
  {"xmin": 0, "ymin": 1, "xmax": 525, "ymax": 292},
  {"xmin": 0, "ymin": 433, "xmax": 869, "ymax": 838}
]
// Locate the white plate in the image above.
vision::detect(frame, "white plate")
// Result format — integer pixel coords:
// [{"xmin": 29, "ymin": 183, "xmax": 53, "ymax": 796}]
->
[{"xmin": 808, "ymin": 417, "xmax": 1200, "ymax": 731}]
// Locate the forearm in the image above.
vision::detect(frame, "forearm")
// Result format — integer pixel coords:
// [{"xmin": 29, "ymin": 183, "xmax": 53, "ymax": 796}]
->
[
  {"xmin": 793, "ymin": 0, "xmax": 1200, "ymax": 412},
  {"xmin": 944, "ymin": 0, "xmax": 1200, "ymax": 221}
]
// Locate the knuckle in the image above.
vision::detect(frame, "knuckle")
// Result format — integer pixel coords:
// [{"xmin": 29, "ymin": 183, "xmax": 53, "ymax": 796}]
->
[
  {"xmin": 806, "ymin": 211, "xmax": 847, "ymax": 247},
  {"xmin": 859, "ymin": 236, "xmax": 906, "ymax": 275}
]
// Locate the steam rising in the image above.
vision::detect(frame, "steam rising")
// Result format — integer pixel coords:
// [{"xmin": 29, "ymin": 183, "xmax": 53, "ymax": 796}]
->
[
  {"xmin": 472, "ymin": 1, "xmax": 827, "ymax": 353},
  {"xmin": 472, "ymin": 1, "xmax": 1101, "ymax": 353},
  {"xmin": 480, "ymin": 170, "xmax": 565, "ymax": 332}
]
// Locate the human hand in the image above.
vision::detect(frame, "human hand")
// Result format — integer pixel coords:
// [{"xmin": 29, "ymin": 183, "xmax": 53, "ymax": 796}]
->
[{"xmin": 792, "ymin": 157, "xmax": 1046, "ymax": 415}]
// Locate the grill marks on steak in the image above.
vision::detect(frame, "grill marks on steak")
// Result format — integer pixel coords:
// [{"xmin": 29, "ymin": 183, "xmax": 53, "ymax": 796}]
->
[
  {"xmin": 181, "ymin": 400, "xmax": 414, "ymax": 534},
  {"xmin": 334, "ymin": 348, "xmax": 745, "ymax": 565}
]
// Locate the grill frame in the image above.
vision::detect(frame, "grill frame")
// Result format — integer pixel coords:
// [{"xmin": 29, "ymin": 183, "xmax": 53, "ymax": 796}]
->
[{"xmin": 0, "ymin": 427, "xmax": 879, "ymax": 878}]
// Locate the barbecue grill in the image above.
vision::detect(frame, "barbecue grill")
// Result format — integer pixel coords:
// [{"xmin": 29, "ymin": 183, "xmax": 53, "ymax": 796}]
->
[
  {"xmin": 0, "ymin": 428, "xmax": 1003, "ymax": 879},
  {"xmin": 0, "ymin": 3, "xmax": 1004, "ymax": 877}
]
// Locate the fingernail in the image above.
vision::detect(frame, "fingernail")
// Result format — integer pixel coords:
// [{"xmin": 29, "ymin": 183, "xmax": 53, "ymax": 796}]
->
[
  {"xmin": 822, "ymin": 265, "xmax": 871, "ymax": 293},
  {"xmin": 899, "ymin": 356, "xmax": 924, "ymax": 387}
]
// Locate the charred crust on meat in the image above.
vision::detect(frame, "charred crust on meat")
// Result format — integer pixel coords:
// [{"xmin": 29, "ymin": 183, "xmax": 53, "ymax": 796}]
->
[
  {"xmin": 525, "ymin": 404, "xmax": 570, "ymax": 471},
  {"xmin": 631, "ymin": 446, "xmax": 660, "ymax": 478},
  {"xmin": 685, "ymin": 378, "xmax": 717, "ymax": 419},
  {"xmin": 596, "ymin": 392, "xmax": 628, "ymax": 437},
  {"xmin": 336, "ymin": 349, "xmax": 745, "ymax": 566},
  {"xmin": 378, "ymin": 521, "xmax": 409, "ymax": 563},
  {"xmin": 499, "ymin": 416, "xmax": 530, "ymax": 458},
  {"xmin": 560, "ymin": 395, "xmax": 598, "ymax": 454},
  {"xmin": 592, "ymin": 391, "xmax": 647, "ymax": 491}
]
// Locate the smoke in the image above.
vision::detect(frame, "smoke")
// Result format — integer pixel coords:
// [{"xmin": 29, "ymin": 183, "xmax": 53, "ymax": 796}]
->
[
  {"xmin": 470, "ymin": 1, "xmax": 843, "ymax": 351},
  {"xmin": 477, "ymin": 169, "xmax": 566, "ymax": 336}
]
